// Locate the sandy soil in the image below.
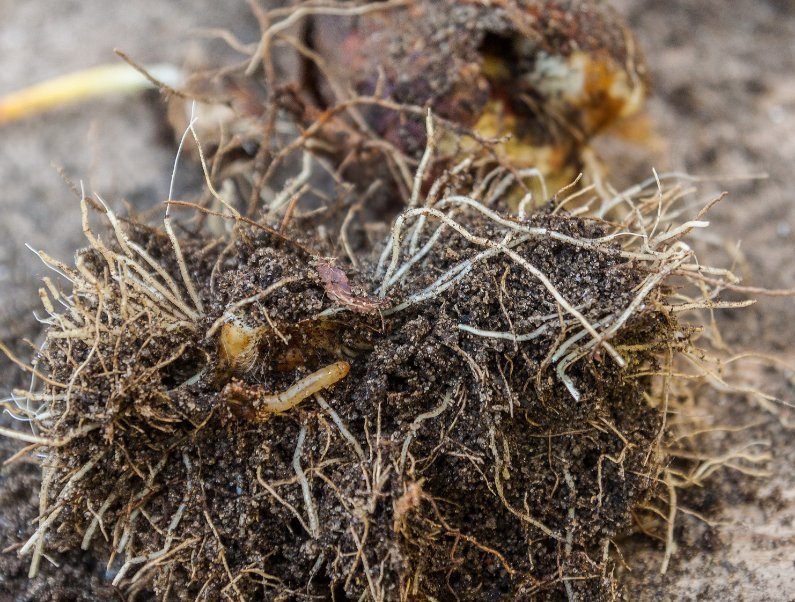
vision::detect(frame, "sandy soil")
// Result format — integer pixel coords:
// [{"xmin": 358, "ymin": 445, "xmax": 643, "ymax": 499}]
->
[
  {"xmin": 609, "ymin": 1, "xmax": 795, "ymax": 599},
  {"xmin": 1, "ymin": 0, "xmax": 793, "ymax": 599}
]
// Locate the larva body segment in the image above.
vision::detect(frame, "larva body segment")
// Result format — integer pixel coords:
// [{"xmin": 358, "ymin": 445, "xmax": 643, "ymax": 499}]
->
[
  {"xmin": 257, "ymin": 361, "xmax": 351, "ymax": 415},
  {"xmin": 222, "ymin": 361, "xmax": 351, "ymax": 421}
]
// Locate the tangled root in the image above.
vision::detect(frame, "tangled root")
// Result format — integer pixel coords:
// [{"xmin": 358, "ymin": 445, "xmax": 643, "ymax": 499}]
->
[{"xmin": 0, "ymin": 144, "xmax": 762, "ymax": 600}]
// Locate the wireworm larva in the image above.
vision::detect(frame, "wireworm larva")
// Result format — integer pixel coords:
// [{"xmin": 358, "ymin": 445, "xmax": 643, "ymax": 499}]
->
[
  {"xmin": 257, "ymin": 361, "xmax": 350, "ymax": 415},
  {"xmin": 223, "ymin": 361, "xmax": 351, "ymax": 421}
]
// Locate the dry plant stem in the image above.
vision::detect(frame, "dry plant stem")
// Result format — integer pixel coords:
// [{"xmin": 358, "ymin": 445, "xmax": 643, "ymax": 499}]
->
[
  {"xmin": 0, "ymin": 442, "xmax": 40, "ymax": 466},
  {"xmin": 676, "ymin": 275, "xmax": 795, "ymax": 297}
]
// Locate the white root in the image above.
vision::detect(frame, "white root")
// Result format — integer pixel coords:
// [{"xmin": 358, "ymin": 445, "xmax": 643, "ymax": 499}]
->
[
  {"xmin": 409, "ymin": 110, "xmax": 437, "ymax": 209},
  {"xmin": 315, "ymin": 393, "xmax": 365, "ymax": 461},
  {"xmin": 378, "ymin": 222, "xmax": 447, "ymax": 294},
  {"xmin": 256, "ymin": 468, "xmax": 313, "ymax": 536},
  {"xmin": 382, "ymin": 230, "xmax": 537, "ymax": 316},
  {"xmin": 383, "ymin": 207, "xmax": 622, "ymax": 365},
  {"xmin": 81, "ymin": 492, "xmax": 118, "ymax": 550},
  {"xmin": 93, "ymin": 194, "xmax": 191, "ymax": 311},
  {"xmin": 660, "ymin": 471, "xmax": 678, "ymax": 574},
  {"xmin": 22, "ymin": 451, "xmax": 105, "ymax": 575},
  {"xmin": 373, "ymin": 171, "xmax": 727, "ymax": 402},
  {"xmin": 293, "ymin": 424, "xmax": 320, "ymax": 538},
  {"xmin": 457, "ymin": 322, "xmax": 554, "ymax": 343},
  {"xmin": 399, "ymin": 388, "xmax": 455, "ymax": 472},
  {"xmin": 163, "ymin": 217, "xmax": 204, "ymax": 315},
  {"xmin": 117, "ymin": 459, "xmax": 192, "ymax": 586},
  {"xmin": 434, "ymin": 195, "xmax": 656, "ymax": 260}
]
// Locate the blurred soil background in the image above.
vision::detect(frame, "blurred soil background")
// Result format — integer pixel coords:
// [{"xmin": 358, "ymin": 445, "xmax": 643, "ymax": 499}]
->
[{"xmin": 0, "ymin": 0, "xmax": 793, "ymax": 599}]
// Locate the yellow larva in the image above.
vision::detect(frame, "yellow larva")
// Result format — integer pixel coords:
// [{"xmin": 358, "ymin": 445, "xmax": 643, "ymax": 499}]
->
[{"xmin": 255, "ymin": 361, "xmax": 350, "ymax": 417}]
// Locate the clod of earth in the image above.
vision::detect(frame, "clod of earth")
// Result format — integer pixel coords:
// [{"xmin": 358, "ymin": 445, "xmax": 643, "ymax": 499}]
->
[{"xmin": 5, "ymin": 159, "xmax": 730, "ymax": 599}]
